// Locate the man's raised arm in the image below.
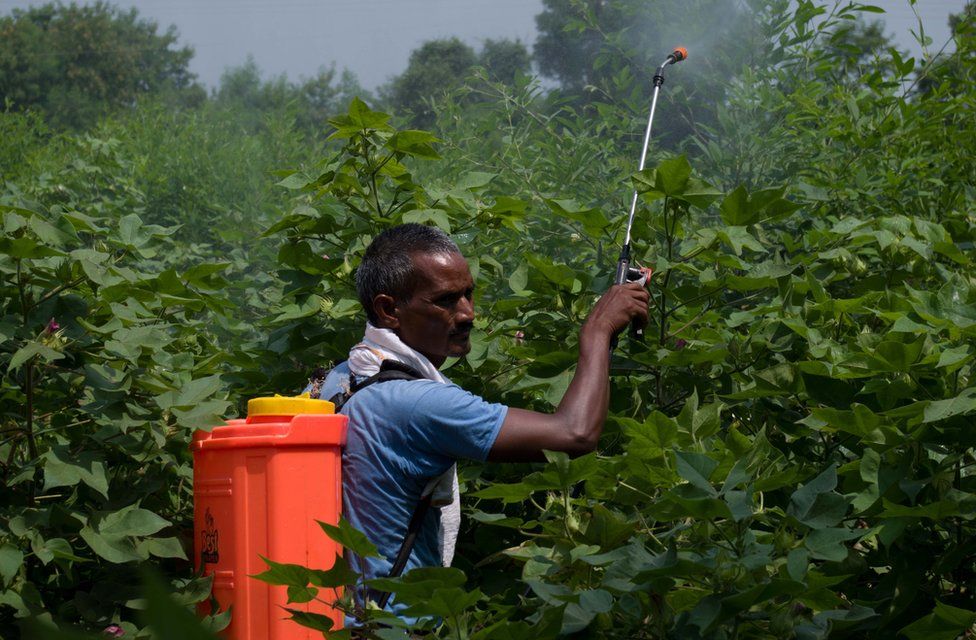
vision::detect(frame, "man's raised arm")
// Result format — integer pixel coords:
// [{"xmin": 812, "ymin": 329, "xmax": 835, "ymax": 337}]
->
[{"xmin": 488, "ymin": 282, "xmax": 650, "ymax": 462}]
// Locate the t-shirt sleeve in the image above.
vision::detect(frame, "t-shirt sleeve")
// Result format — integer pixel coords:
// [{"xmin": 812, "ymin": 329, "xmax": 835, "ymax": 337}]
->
[{"xmin": 406, "ymin": 382, "xmax": 507, "ymax": 463}]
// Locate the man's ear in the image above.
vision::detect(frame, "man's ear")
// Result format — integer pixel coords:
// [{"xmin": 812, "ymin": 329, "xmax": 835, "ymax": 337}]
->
[{"xmin": 372, "ymin": 294, "xmax": 399, "ymax": 329}]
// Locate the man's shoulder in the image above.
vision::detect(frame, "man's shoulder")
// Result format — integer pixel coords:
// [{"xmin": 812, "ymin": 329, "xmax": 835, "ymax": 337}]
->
[
  {"xmin": 312, "ymin": 361, "xmax": 353, "ymax": 402},
  {"xmin": 346, "ymin": 373, "xmax": 506, "ymax": 463},
  {"xmin": 353, "ymin": 376, "xmax": 461, "ymax": 407}
]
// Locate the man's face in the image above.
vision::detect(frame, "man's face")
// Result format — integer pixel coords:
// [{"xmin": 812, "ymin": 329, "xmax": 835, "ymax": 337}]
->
[{"xmin": 392, "ymin": 251, "xmax": 475, "ymax": 368}]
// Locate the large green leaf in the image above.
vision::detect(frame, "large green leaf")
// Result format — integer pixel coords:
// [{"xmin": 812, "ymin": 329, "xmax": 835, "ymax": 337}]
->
[
  {"xmin": 901, "ymin": 601, "xmax": 976, "ymax": 640},
  {"xmin": 788, "ymin": 466, "xmax": 849, "ymax": 528},
  {"xmin": 317, "ymin": 517, "xmax": 380, "ymax": 558},
  {"xmin": 42, "ymin": 447, "xmax": 109, "ymax": 499}
]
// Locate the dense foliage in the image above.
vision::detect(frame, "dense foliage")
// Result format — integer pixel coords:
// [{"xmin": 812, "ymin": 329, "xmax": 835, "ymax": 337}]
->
[{"xmin": 1, "ymin": 0, "xmax": 975, "ymax": 638}]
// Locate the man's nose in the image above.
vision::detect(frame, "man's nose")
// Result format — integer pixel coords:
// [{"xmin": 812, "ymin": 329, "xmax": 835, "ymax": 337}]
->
[{"xmin": 456, "ymin": 296, "xmax": 474, "ymax": 322}]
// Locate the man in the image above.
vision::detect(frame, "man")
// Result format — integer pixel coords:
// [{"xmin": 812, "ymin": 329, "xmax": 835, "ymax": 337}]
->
[{"xmin": 312, "ymin": 223, "xmax": 648, "ymax": 610}]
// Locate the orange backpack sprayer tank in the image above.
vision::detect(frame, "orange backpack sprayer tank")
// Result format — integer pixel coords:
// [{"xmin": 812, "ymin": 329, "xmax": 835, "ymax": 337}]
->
[{"xmin": 192, "ymin": 395, "xmax": 347, "ymax": 638}]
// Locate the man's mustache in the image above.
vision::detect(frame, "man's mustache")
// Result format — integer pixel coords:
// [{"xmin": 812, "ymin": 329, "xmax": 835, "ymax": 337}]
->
[{"xmin": 450, "ymin": 322, "xmax": 474, "ymax": 336}]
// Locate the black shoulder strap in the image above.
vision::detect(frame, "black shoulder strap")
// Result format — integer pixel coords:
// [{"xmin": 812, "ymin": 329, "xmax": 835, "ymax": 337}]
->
[
  {"xmin": 328, "ymin": 360, "xmax": 425, "ymax": 412},
  {"xmin": 375, "ymin": 492, "xmax": 433, "ymax": 610}
]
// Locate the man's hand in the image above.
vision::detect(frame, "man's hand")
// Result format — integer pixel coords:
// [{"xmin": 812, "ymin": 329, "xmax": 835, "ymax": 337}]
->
[
  {"xmin": 488, "ymin": 282, "xmax": 650, "ymax": 462},
  {"xmin": 581, "ymin": 282, "xmax": 651, "ymax": 346}
]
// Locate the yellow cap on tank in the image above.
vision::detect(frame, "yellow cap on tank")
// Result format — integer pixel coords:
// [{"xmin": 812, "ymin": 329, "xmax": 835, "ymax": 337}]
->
[{"xmin": 248, "ymin": 393, "xmax": 335, "ymax": 416}]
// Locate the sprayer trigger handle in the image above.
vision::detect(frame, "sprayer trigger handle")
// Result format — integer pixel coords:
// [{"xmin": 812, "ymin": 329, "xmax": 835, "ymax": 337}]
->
[{"xmin": 625, "ymin": 267, "xmax": 648, "ymax": 342}]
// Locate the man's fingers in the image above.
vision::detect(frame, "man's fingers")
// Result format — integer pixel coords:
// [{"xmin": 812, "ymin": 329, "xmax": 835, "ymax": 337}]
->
[{"xmin": 593, "ymin": 284, "xmax": 650, "ymax": 334}]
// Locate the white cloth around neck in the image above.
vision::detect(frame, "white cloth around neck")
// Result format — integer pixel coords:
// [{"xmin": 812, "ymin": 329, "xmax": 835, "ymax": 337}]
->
[{"xmin": 347, "ymin": 323, "xmax": 461, "ymax": 567}]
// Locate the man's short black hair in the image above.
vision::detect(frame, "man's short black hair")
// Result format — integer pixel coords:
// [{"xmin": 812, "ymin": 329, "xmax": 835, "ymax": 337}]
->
[{"xmin": 356, "ymin": 223, "xmax": 461, "ymax": 324}]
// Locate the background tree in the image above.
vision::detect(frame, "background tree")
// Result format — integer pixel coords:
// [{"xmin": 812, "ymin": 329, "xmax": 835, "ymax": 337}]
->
[
  {"xmin": 0, "ymin": 1, "xmax": 201, "ymax": 129},
  {"xmin": 213, "ymin": 57, "xmax": 368, "ymax": 137},
  {"xmin": 533, "ymin": 0, "xmax": 627, "ymax": 92},
  {"xmin": 477, "ymin": 38, "xmax": 532, "ymax": 85},
  {"xmin": 385, "ymin": 37, "xmax": 479, "ymax": 128},
  {"xmin": 916, "ymin": 0, "xmax": 975, "ymax": 94},
  {"xmin": 385, "ymin": 37, "xmax": 529, "ymax": 128}
]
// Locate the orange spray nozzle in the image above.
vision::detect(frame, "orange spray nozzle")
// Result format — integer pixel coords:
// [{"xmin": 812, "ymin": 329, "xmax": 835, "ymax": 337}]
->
[{"xmin": 671, "ymin": 47, "xmax": 688, "ymax": 62}]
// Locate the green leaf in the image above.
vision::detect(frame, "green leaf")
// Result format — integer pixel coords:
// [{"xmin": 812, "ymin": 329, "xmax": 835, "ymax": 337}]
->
[
  {"xmin": 286, "ymin": 584, "xmax": 319, "ymax": 604},
  {"xmin": 79, "ymin": 526, "xmax": 143, "ymax": 564},
  {"xmin": 675, "ymin": 391, "xmax": 723, "ymax": 439},
  {"xmin": 328, "ymin": 97, "xmax": 392, "ymax": 137},
  {"xmin": 545, "ymin": 199, "xmax": 610, "ymax": 237},
  {"xmin": 788, "ymin": 466, "xmax": 849, "ymax": 528},
  {"xmin": 471, "ymin": 481, "xmax": 536, "ymax": 503},
  {"xmin": 42, "ymin": 446, "xmax": 109, "ymax": 499},
  {"xmin": 653, "ymin": 155, "xmax": 692, "ymax": 196},
  {"xmin": 0, "ymin": 236, "xmax": 65, "ymax": 258},
  {"xmin": 389, "ymin": 130, "xmax": 441, "ymax": 159},
  {"xmin": 146, "ymin": 537, "xmax": 188, "ymax": 560},
  {"xmin": 879, "ymin": 499, "xmax": 964, "ymax": 520},
  {"xmin": 936, "ymin": 344, "xmax": 971, "ymax": 369},
  {"xmin": 804, "ymin": 527, "xmax": 861, "ymax": 561},
  {"xmin": 139, "ymin": 568, "xmax": 220, "ymax": 639},
  {"xmin": 0, "ymin": 545, "xmax": 24, "ymax": 585},
  {"xmin": 873, "ymin": 336, "xmax": 925, "ymax": 371},
  {"xmin": 401, "ymin": 586, "xmax": 482, "ymax": 619},
  {"xmin": 560, "ymin": 589, "xmax": 613, "ymax": 634},
  {"xmin": 508, "ymin": 263, "xmax": 528, "ymax": 294},
  {"xmin": 541, "ymin": 450, "xmax": 598, "ymax": 489},
  {"xmin": 402, "ymin": 208, "xmax": 451, "ymax": 232},
  {"xmin": 369, "ymin": 567, "xmax": 467, "ymax": 603},
  {"xmin": 182, "ymin": 262, "xmax": 230, "ymax": 284},
  {"xmin": 454, "ymin": 171, "xmax": 495, "ymax": 190},
  {"xmin": 582, "ymin": 505, "xmax": 637, "ymax": 549},
  {"xmin": 317, "ymin": 517, "xmax": 380, "ymax": 558},
  {"xmin": 172, "ymin": 399, "xmax": 232, "ymax": 429},
  {"xmin": 720, "ymin": 185, "xmax": 752, "ymax": 225},
  {"xmin": 156, "ymin": 375, "xmax": 223, "ymax": 410},
  {"xmin": 469, "ymin": 510, "xmax": 525, "ymax": 529},
  {"xmin": 674, "ymin": 451, "xmax": 718, "ymax": 495},
  {"xmin": 251, "ymin": 556, "xmax": 310, "ymax": 587},
  {"xmin": 717, "ymin": 226, "xmax": 764, "ymax": 255},
  {"xmin": 118, "ymin": 214, "xmax": 149, "ymax": 248},
  {"xmin": 283, "ymin": 609, "xmax": 335, "ymax": 632},
  {"xmin": 724, "ymin": 491, "xmax": 753, "ymax": 522},
  {"xmin": 922, "ymin": 388, "xmax": 976, "ymax": 423},
  {"xmin": 98, "ymin": 506, "xmax": 170, "ymax": 537},
  {"xmin": 29, "ymin": 215, "xmax": 76, "ymax": 246},
  {"xmin": 649, "ymin": 489, "xmax": 732, "ymax": 520},
  {"xmin": 787, "ymin": 548, "xmax": 809, "ymax": 581},
  {"xmin": 31, "ymin": 536, "xmax": 86, "ymax": 564},
  {"xmin": 624, "ymin": 412, "xmax": 678, "ymax": 460},
  {"xmin": 901, "ymin": 601, "xmax": 976, "ymax": 640},
  {"xmin": 9, "ymin": 341, "xmax": 65, "ymax": 372},
  {"xmin": 275, "ymin": 171, "xmax": 313, "ymax": 190},
  {"xmin": 308, "ymin": 555, "xmax": 360, "ymax": 588},
  {"xmin": 172, "ymin": 576, "xmax": 215, "ymax": 606}
]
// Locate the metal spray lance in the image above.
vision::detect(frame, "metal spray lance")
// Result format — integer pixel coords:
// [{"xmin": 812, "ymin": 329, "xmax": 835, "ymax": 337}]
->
[{"xmin": 612, "ymin": 46, "xmax": 687, "ymax": 346}]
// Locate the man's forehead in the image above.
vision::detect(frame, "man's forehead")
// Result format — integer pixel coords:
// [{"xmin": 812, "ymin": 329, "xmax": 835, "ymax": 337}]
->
[{"xmin": 409, "ymin": 251, "xmax": 472, "ymax": 286}]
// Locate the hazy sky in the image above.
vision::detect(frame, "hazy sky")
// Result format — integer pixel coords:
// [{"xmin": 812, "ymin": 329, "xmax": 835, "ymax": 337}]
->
[{"xmin": 0, "ymin": 0, "xmax": 967, "ymax": 89}]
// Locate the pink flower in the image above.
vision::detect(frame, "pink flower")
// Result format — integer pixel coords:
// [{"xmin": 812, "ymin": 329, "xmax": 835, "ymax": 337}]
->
[
  {"xmin": 514, "ymin": 330, "xmax": 525, "ymax": 345},
  {"xmin": 674, "ymin": 339, "xmax": 687, "ymax": 350},
  {"xmin": 103, "ymin": 625, "xmax": 125, "ymax": 637},
  {"xmin": 44, "ymin": 318, "xmax": 60, "ymax": 334}
]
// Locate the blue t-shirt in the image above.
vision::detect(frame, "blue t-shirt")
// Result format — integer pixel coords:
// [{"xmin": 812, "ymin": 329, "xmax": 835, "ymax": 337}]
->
[{"xmin": 312, "ymin": 362, "xmax": 506, "ymax": 603}]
